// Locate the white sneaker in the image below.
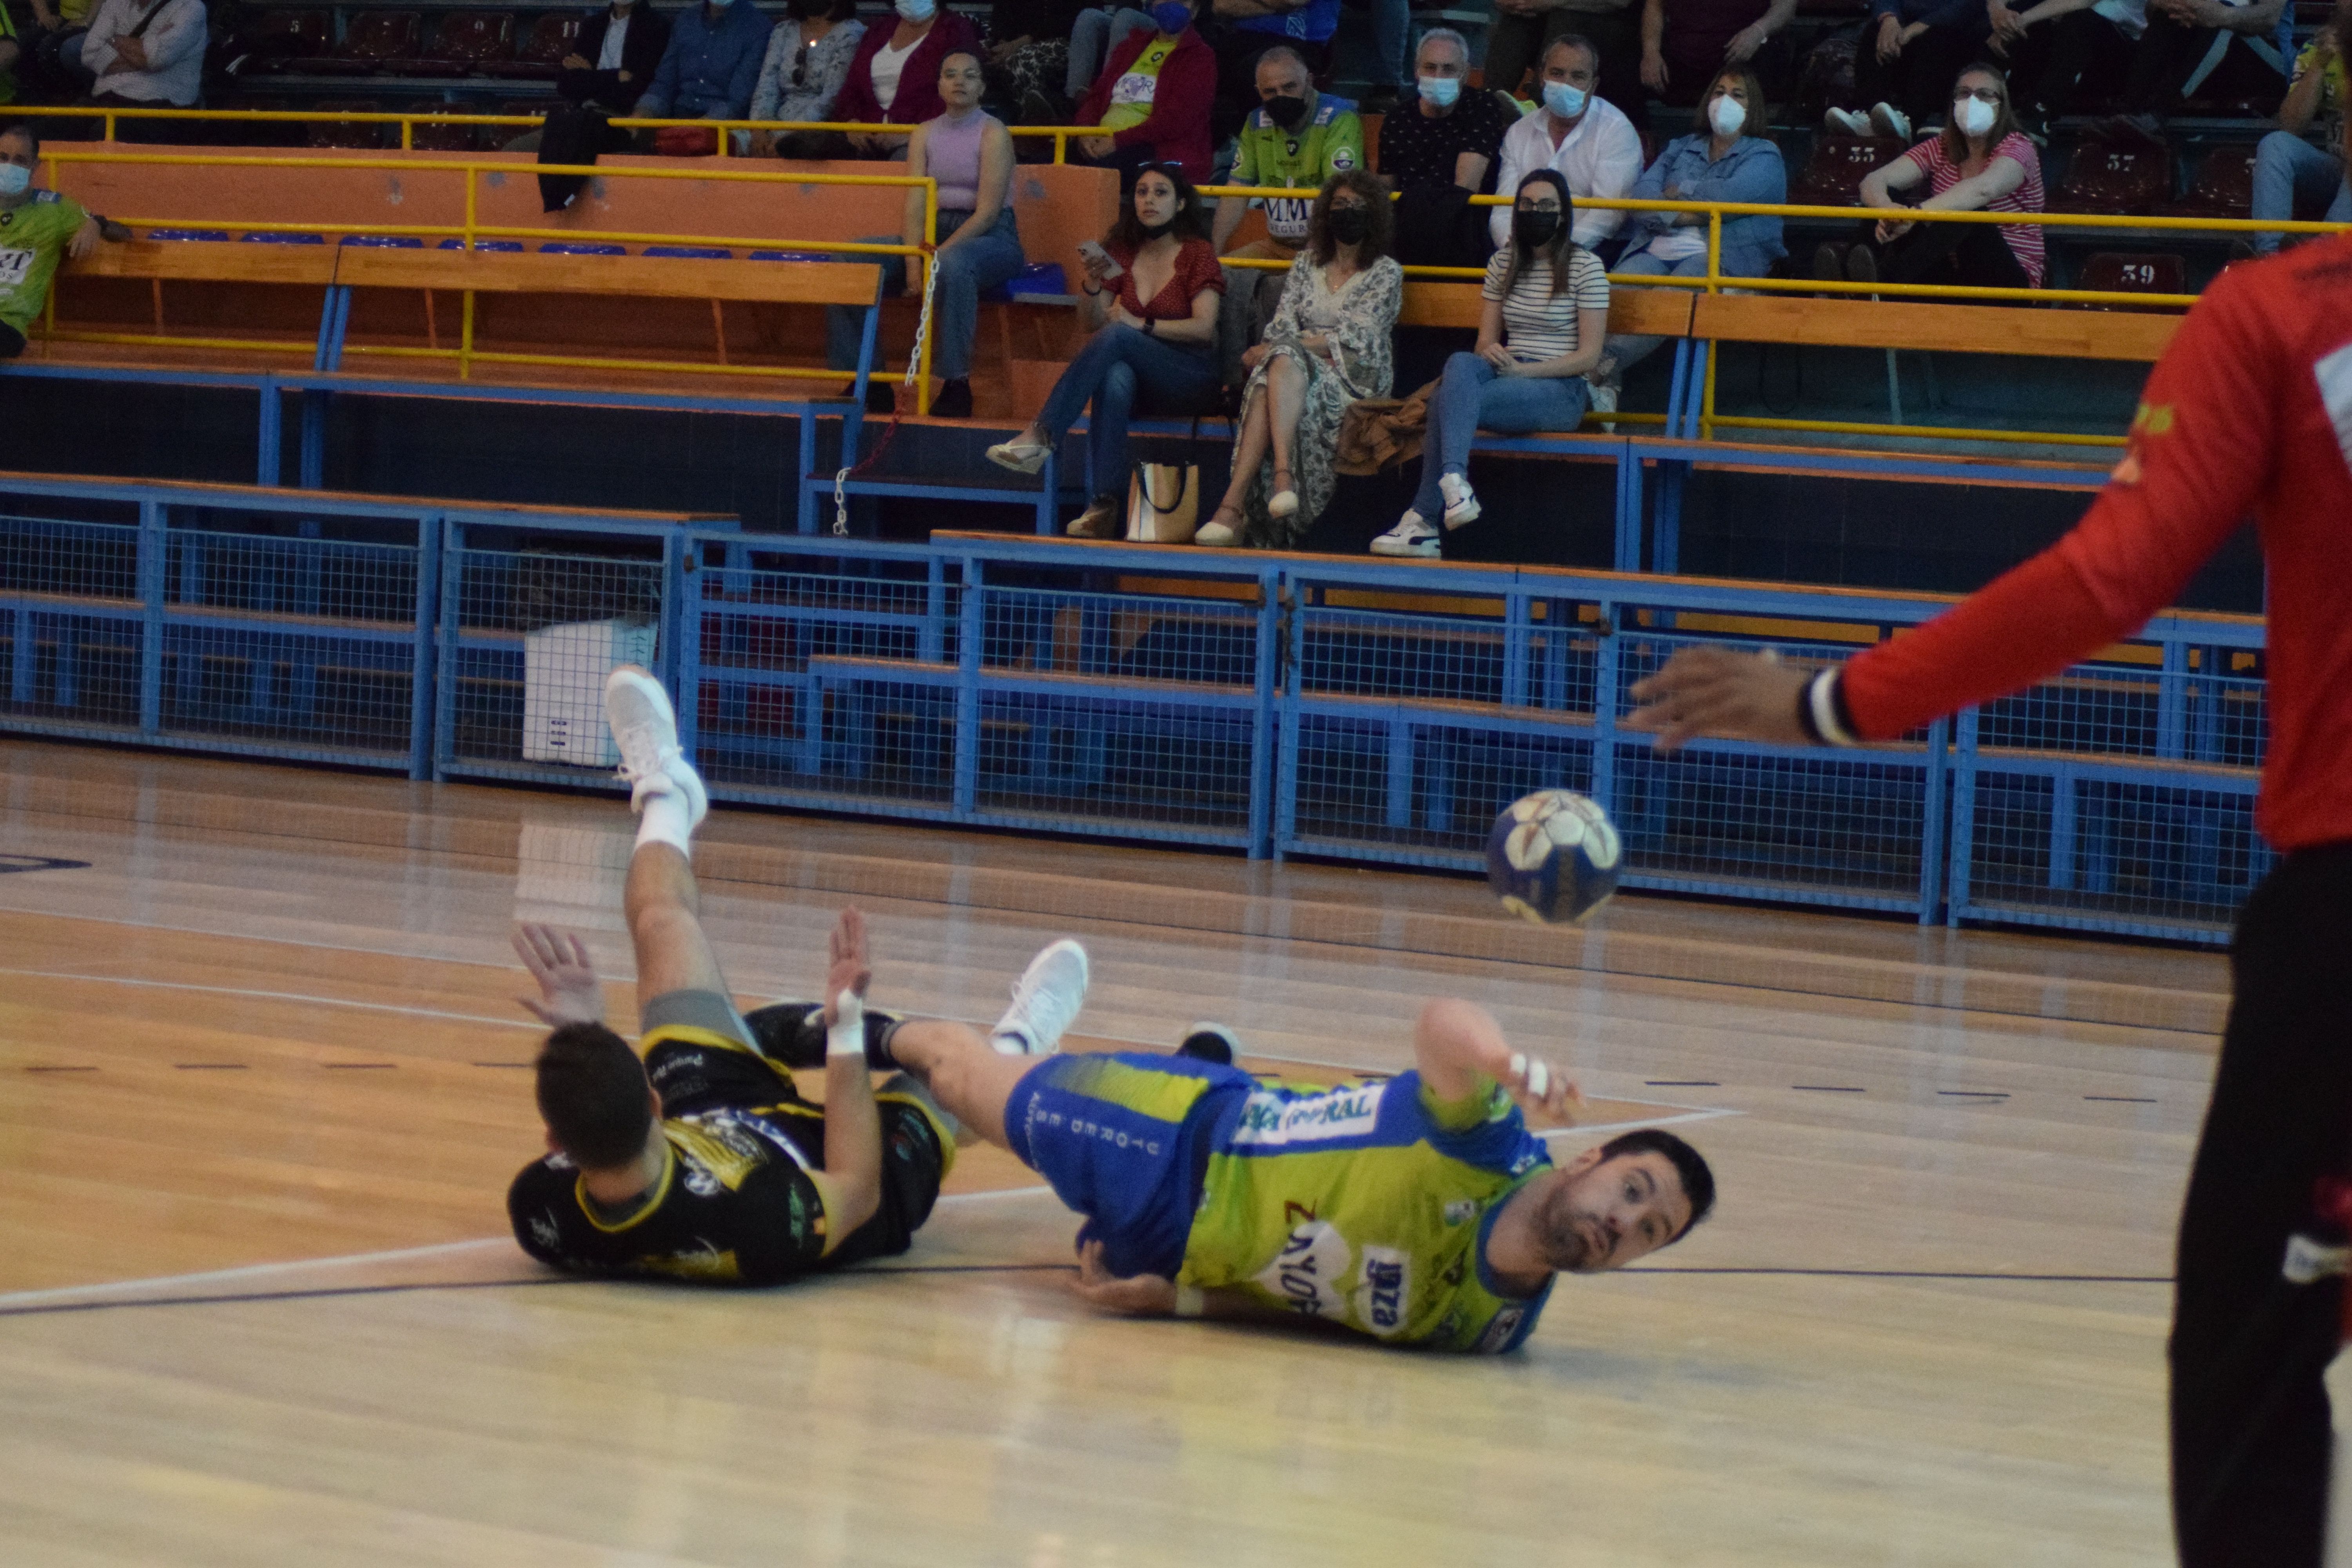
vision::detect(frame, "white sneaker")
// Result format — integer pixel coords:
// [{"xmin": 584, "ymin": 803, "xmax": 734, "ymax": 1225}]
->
[
  {"xmin": 603, "ymin": 664, "xmax": 708, "ymax": 829},
  {"xmin": 1437, "ymin": 472, "xmax": 1480, "ymax": 529},
  {"xmin": 1369, "ymin": 512, "xmax": 1440, "ymax": 557},
  {"xmin": 1868, "ymin": 102, "xmax": 1912, "ymax": 142},
  {"xmin": 986, "ymin": 439, "xmax": 1050, "ymax": 475},
  {"xmin": 1823, "ymin": 107, "xmax": 1870, "ymax": 137},
  {"xmin": 991, "ymin": 938, "xmax": 1089, "ymax": 1055},
  {"xmin": 1586, "ymin": 378, "xmax": 1618, "ymax": 432}
]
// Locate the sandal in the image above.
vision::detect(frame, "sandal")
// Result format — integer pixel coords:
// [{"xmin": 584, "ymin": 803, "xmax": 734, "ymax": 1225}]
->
[
  {"xmin": 1267, "ymin": 467, "xmax": 1299, "ymax": 520},
  {"xmin": 1195, "ymin": 504, "xmax": 1245, "ymax": 547}
]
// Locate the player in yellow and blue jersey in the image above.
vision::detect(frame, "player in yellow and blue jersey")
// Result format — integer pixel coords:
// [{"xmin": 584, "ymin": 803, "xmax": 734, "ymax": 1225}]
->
[{"xmin": 887, "ymin": 970, "xmax": 1715, "ymax": 1353}]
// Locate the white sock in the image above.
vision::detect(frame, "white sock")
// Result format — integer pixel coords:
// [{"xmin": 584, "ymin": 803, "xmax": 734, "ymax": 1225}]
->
[
  {"xmin": 989, "ymin": 1025, "xmax": 1031, "ymax": 1056},
  {"xmin": 634, "ymin": 780, "xmax": 695, "ymax": 855}
]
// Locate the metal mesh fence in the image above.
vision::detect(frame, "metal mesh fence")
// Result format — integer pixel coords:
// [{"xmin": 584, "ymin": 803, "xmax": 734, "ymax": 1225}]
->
[
  {"xmin": 0, "ymin": 516, "xmax": 142, "ymax": 730},
  {"xmin": 1956, "ymin": 657, "xmax": 2270, "ymax": 936},
  {"xmin": 446, "ymin": 546, "xmax": 664, "ymax": 769}
]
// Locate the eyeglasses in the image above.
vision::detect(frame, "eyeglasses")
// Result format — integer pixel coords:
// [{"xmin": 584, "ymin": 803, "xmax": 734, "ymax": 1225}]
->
[{"xmin": 1955, "ymin": 85, "xmax": 2002, "ymax": 103}]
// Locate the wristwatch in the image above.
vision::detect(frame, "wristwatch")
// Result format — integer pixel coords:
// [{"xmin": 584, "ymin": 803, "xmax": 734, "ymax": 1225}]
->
[{"xmin": 1143, "ymin": 317, "xmax": 1158, "ymax": 335}]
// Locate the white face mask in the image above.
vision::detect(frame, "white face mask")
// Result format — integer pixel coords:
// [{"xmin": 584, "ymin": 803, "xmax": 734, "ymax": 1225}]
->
[
  {"xmin": 896, "ymin": 0, "xmax": 935, "ymax": 19},
  {"xmin": 1417, "ymin": 73, "xmax": 1460, "ymax": 108},
  {"xmin": 1707, "ymin": 94, "xmax": 1746, "ymax": 137},
  {"xmin": 1955, "ymin": 95, "xmax": 1997, "ymax": 136}
]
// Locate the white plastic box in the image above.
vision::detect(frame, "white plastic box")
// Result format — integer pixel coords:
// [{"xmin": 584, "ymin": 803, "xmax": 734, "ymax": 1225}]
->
[{"xmin": 522, "ymin": 618, "xmax": 660, "ymax": 766}]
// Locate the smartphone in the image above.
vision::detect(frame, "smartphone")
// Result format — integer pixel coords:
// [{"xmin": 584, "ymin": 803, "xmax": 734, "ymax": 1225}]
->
[{"xmin": 1077, "ymin": 239, "xmax": 1123, "ymax": 280}]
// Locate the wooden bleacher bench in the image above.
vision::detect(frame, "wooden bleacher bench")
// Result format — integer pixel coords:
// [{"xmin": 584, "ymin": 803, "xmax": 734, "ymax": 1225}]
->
[
  {"xmin": 1397, "ymin": 280, "xmax": 1695, "ymax": 340},
  {"xmin": 1688, "ymin": 294, "xmax": 2182, "ymax": 363}
]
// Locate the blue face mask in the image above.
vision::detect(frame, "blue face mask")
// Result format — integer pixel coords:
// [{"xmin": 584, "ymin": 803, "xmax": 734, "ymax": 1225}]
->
[
  {"xmin": 0, "ymin": 164, "xmax": 29, "ymax": 198},
  {"xmin": 894, "ymin": 0, "xmax": 935, "ymax": 19},
  {"xmin": 1417, "ymin": 74, "xmax": 1460, "ymax": 108},
  {"xmin": 1542, "ymin": 80, "xmax": 1588, "ymax": 120},
  {"xmin": 1149, "ymin": 1, "xmax": 1190, "ymax": 33}
]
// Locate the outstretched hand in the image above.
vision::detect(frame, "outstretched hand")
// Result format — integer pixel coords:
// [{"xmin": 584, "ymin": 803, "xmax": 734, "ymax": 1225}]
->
[
  {"xmin": 820, "ymin": 906, "xmax": 872, "ymax": 1028},
  {"xmin": 512, "ymin": 924, "xmax": 606, "ymax": 1027},
  {"xmin": 1069, "ymin": 1239, "xmax": 1178, "ymax": 1316},
  {"xmin": 1625, "ymin": 645, "xmax": 1815, "ymax": 753}
]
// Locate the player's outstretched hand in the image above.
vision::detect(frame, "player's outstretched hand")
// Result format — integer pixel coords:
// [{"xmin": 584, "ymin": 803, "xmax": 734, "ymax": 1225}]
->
[
  {"xmin": 1499, "ymin": 1049, "xmax": 1586, "ymax": 1125},
  {"xmin": 1626, "ymin": 645, "xmax": 1814, "ymax": 752},
  {"xmin": 820, "ymin": 907, "xmax": 873, "ymax": 1029},
  {"xmin": 1069, "ymin": 1239, "xmax": 1178, "ymax": 1316},
  {"xmin": 512, "ymin": 924, "xmax": 606, "ymax": 1027}
]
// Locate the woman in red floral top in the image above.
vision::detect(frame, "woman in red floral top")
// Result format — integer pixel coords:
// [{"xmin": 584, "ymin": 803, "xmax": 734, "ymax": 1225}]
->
[{"xmin": 987, "ymin": 163, "xmax": 1225, "ymax": 537}]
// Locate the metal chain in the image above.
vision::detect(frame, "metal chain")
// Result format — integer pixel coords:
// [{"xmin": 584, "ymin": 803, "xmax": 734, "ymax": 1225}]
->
[{"xmin": 833, "ymin": 243, "xmax": 942, "ymax": 537}]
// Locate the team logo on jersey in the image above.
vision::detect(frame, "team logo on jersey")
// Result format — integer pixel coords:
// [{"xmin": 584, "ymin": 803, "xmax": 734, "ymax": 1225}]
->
[
  {"xmin": 1443, "ymin": 1199, "xmax": 1476, "ymax": 1226},
  {"xmin": 530, "ymin": 1213, "xmax": 562, "ymax": 1250},
  {"xmin": 1230, "ymin": 1082, "xmax": 1386, "ymax": 1145},
  {"xmin": 1329, "ymin": 146, "xmax": 1355, "ymax": 171},
  {"xmin": 1352, "ymin": 1245, "xmax": 1411, "ymax": 1336},
  {"xmin": 1257, "ymin": 1219, "xmax": 1352, "ymax": 1317},
  {"xmin": 1473, "ymin": 1304, "xmax": 1527, "ymax": 1354}
]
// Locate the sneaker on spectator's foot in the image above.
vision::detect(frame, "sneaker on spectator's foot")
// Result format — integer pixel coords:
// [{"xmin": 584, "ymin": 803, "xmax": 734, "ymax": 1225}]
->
[
  {"xmin": 1813, "ymin": 242, "xmax": 1845, "ymax": 283},
  {"xmin": 1823, "ymin": 107, "xmax": 1870, "ymax": 137},
  {"xmin": 1437, "ymin": 472, "xmax": 1480, "ymax": 529},
  {"xmin": 1845, "ymin": 244, "xmax": 1879, "ymax": 286},
  {"xmin": 1066, "ymin": 493, "xmax": 1120, "ymax": 538},
  {"xmin": 1586, "ymin": 378, "xmax": 1618, "ymax": 432},
  {"xmin": 986, "ymin": 438, "xmax": 1051, "ymax": 474},
  {"xmin": 931, "ymin": 379, "xmax": 973, "ymax": 418},
  {"xmin": 865, "ymin": 379, "xmax": 898, "ymax": 415},
  {"xmin": 2096, "ymin": 113, "xmax": 2165, "ymax": 152},
  {"xmin": 1370, "ymin": 512, "xmax": 1441, "ymax": 557},
  {"xmin": 1867, "ymin": 102, "xmax": 1911, "ymax": 142}
]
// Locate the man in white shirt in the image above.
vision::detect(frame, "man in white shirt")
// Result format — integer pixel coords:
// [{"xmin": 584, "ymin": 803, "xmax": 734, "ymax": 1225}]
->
[
  {"xmin": 1488, "ymin": 34, "xmax": 1644, "ymax": 249},
  {"xmin": 81, "ymin": 0, "xmax": 206, "ymax": 108}
]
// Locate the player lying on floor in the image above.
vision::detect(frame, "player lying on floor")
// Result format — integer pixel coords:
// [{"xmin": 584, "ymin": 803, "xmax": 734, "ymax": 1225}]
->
[
  {"xmin": 503, "ymin": 666, "xmax": 1083, "ymax": 1286},
  {"xmin": 855, "ymin": 960, "xmax": 1717, "ymax": 1352}
]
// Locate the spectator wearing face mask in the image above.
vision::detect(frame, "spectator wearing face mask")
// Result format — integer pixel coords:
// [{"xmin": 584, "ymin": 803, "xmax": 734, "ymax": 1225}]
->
[
  {"xmin": 1212, "ymin": 45, "xmax": 1363, "ymax": 261},
  {"xmin": 1376, "ymin": 29, "xmax": 1512, "ymax": 194},
  {"xmin": 1820, "ymin": 0, "xmax": 1990, "ymax": 142},
  {"xmin": 1071, "ymin": 0, "xmax": 1217, "ymax": 185},
  {"xmin": 746, "ymin": 0, "xmax": 864, "ymax": 156},
  {"xmin": 831, "ymin": 0, "xmax": 982, "ymax": 154},
  {"xmin": 1488, "ymin": 36, "xmax": 1642, "ymax": 251},
  {"xmin": 1371, "ymin": 169, "xmax": 1607, "ymax": 559},
  {"xmin": 1588, "ymin": 65, "xmax": 1781, "ymax": 419},
  {"xmin": 1639, "ymin": 0, "xmax": 1794, "ymax": 107},
  {"xmin": 1828, "ymin": 63, "xmax": 2047, "ymax": 294},
  {"xmin": 634, "ymin": 0, "xmax": 772, "ymax": 124},
  {"xmin": 0, "ymin": 123, "xmax": 105, "ymax": 359},
  {"xmin": 1201, "ymin": 170, "xmax": 1403, "ymax": 549},
  {"xmin": 1204, "ymin": 0, "xmax": 1341, "ymax": 131}
]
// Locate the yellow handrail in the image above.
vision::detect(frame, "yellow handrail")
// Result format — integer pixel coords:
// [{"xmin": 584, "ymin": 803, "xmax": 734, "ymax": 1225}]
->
[
  {"xmin": 17, "ymin": 104, "xmax": 1110, "ymax": 162},
  {"xmin": 38, "ymin": 147, "xmax": 942, "ymax": 408}
]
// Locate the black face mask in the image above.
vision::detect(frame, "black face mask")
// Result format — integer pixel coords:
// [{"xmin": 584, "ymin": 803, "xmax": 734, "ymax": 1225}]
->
[
  {"xmin": 1514, "ymin": 207, "xmax": 1562, "ymax": 247},
  {"xmin": 1326, "ymin": 206, "xmax": 1370, "ymax": 246},
  {"xmin": 1261, "ymin": 93, "xmax": 1309, "ymax": 129},
  {"xmin": 1138, "ymin": 215, "xmax": 1178, "ymax": 240}
]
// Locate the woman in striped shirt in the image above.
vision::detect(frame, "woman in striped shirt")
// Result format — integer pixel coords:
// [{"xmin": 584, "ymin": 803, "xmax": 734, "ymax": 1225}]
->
[
  {"xmin": 1369, "ymin": 169, "xmax": 1610, "ymax": 559},
  {"xmin": 1828, "ymin": 62, "xmax": 2047, "ymax": 294}
]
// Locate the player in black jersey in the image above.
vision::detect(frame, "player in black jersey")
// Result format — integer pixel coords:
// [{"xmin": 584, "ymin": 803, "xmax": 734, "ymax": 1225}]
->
[{"xmin": 504, "ymin": 666, "xmax": 1092, "ymax": 1286}]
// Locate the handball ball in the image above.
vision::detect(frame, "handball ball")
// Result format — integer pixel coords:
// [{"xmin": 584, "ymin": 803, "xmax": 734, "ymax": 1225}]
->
[{"xmin": 1487, "ymin": 789, "xmax": 1623, "ymax": 925}]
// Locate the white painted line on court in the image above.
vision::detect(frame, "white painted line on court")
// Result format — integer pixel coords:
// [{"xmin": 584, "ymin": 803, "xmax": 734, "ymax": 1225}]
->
[
  {"xmin": 0, "ymin": 1237, "xmax": 516, "ymax": 1309},
  {"xmin": 1540, "ymin": 1107, "xmax": 1741, "ymax": 1138},
  {"xmin": 0, "ymin": 967, "xmax": 544, "ymax": 1030}
]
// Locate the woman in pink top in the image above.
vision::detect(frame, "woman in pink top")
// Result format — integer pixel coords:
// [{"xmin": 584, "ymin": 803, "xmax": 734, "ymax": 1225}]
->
[
  {"xmin": 1826, "ymin": 63, "xmax": 2047, "ymax": 295},
  {"xmin": 827, "ymin": 51, "xmax": 1024, "ymax": 417}
]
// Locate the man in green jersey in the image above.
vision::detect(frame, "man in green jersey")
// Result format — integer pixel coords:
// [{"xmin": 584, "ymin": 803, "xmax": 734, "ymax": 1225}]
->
[
  {"xmin": 1212, "ymin": 45, "xmax": 1363, "ymax": 262},
  {"xmin": 886, "ymin": 968, "xmax": 1715, "ymax": 1353},
  {"xmin": 0, "ymin": 123, "xmax": 102, "ymax": 359}
]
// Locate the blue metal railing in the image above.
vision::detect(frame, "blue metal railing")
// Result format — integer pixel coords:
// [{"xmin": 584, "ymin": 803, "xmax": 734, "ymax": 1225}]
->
[{"xmin": 0, "ymin": 482, "xmax": 2268, "ymax": 943}]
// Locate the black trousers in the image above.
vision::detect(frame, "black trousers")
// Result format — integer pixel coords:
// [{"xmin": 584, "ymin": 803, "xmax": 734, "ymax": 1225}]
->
[
  {"xmin": 1849, "ymin": 24, "xmax": 1980, "ymax": 128},
  {"xmin": 2171, "ymin": 842, "xmax": 2352, "ymax": 1568},
  {"xmin": 1481, "ymin": 5, "xmax": 1643, "ymax": 116},
  {"xmin": 1860, "ymin": 216, "xmax": 2030, "ymax": 289},
  {"xmin": 2008, "ymin": 8, "xmax": 2136, "ymax": 117}
]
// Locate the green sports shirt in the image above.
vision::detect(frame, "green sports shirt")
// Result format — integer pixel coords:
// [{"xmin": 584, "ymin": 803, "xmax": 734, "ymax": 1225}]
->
[
  {"xmin": 1179, "ymin": 1069, "xmax": 1556, "ymax": 1352},
  {"xmin": 0, "ymin": 191, "xmax": 89, "ymax": 334},
  {"xmin": 1232, "ymin": 96, "xmax": 1363, "ymax": 246}
]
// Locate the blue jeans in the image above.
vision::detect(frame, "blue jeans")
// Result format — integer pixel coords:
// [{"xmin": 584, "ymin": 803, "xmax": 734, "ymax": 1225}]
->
[
  {"xmin": 1412, "ymin": 352, "xmax": 1590, "ymax": 518},
  {"xmin": 2252, "ymin": 131, "xmax": 2352, "ymax": 254},
  {"xmin": 826, "ymin": 207, "xmax": 1026, "ymax": 383},
  {"xmin": 1068, "ymin": 7, "xmax": 1157, "ymax": 97},
  {"xmin": 1598, "ymin": 249, "xmax": 1709, "ymax": 381},
  {"xmin": 1034, "ymin": 323, "xmax": 1220, "ymax": 499}
]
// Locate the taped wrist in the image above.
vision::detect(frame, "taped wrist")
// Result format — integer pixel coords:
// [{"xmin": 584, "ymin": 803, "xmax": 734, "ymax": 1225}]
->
[{"xmin": 827, "ymin": 990, "xmax": 867, "ymax": 1058}]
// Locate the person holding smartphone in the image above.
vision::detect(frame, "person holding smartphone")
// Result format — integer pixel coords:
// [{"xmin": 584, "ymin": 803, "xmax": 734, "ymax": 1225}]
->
[{"xmin": 986, "ymin": 163, "xmax": 1225, "ymax": 537}]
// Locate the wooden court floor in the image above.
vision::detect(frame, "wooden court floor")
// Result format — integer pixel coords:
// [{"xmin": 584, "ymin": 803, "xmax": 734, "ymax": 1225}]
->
[{"xmin": 0, "ymin": 740, "xmax": 2224, "ymax": 1565}]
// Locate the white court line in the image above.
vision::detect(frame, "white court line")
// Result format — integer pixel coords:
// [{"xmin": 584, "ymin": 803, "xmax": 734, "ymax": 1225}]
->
[
  {"xmin": 1542, "ymin": 1107, "xmax": 1740, "ymax": 1138},
  {"xmin": 0, "ymin": 967, "xmax": 544, "ymax": 1031},
  {"xmin": 0, "ymin": 1187, "xmax": 1058, "ymax": 1310}
]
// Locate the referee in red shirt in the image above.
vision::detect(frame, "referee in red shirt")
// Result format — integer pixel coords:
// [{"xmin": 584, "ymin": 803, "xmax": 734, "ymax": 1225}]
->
[{"xmin": 1627, "ymin": 127, "xmax": 2352, "ymax": 1566}]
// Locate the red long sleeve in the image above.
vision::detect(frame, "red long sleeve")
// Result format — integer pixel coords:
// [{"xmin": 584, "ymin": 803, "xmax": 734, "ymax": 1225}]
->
[
  {"xmin": 1076, "ymin": 30, "xmax": 1214, "ymax": 181},
  {"xmin": 1841, "ymin": 238, "xmax": 2352, "ymax": 849}
]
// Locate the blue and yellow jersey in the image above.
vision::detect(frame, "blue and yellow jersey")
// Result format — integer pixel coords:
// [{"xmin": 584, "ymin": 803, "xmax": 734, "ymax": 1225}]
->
[{"xmin": 1180, "ymin": 1070, "xmax": 1554, "ymax": 1352}]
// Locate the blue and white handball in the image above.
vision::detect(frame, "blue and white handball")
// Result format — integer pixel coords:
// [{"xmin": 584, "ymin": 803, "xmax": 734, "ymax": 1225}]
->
[{"xmin": 1486, "ymin": 789, "xmax": 1623, "ymax": 925}]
